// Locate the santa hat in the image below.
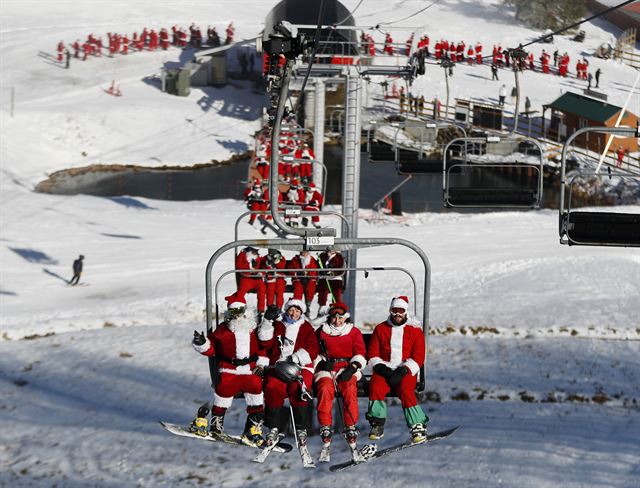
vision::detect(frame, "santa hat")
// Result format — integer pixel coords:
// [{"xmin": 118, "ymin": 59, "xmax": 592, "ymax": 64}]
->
[
  {"xmin": 389, "ymin": 295, "xmax": 409, "ymax": 311},
  {"xmin": 308, "ymin": 182, "xmax": 316, "ymax": 189},
  {"xmin": 284, "ymin": 298, "xmax": 306, "ymax": 314},
  {"xmin": 329, "ymin": 301, "xmax": 350, "ymax": 319}
]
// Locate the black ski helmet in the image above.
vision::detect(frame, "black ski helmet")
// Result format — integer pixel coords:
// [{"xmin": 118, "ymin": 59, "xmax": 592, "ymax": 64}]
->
[{"xmin": 273, "ymin": 361, "xmax": 301, "ymax": 383}]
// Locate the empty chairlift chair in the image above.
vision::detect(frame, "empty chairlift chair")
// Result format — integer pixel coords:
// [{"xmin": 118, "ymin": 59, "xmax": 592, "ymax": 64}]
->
[
  {"xmin": 558, "ymin": 126, "xmax": 640, "ymax": 247},
  {"xmin": 443, "ymin": 136, "xmax": 544, "ymax": 208}
]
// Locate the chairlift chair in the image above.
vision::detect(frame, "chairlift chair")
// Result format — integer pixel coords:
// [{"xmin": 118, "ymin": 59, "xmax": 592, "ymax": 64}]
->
[
  {"xmin": 205, "ymin": 238, "xmax": 432, "ymax": 396},
  {"xmin": 559, "ymin": 126, "xmax": 640, "ymax": 247},
  {"xmin": 443, "ymin": 136, "xmax": 544, "ymax": 208}
]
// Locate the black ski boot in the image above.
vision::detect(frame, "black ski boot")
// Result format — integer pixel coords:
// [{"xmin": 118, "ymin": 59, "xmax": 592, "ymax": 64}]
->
[
  {"xmin": 242, "ymin": 412, "xmax": 265, "ymax": 447},
  {"xmin": 189, "ymin": 404, "xmax": 210, "ymax": 437},
  {"xmin": 368, "ymin": 418, "xmax": 385, "ymax": 440}
]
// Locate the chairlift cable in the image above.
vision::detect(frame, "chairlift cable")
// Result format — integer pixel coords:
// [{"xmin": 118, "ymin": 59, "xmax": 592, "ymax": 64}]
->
[
  {"xmin": 334, "ymin": 0, "xmax": 365, "ymax": 26},
  {"xmin": 294, "ymin": 0, "xmax": 327, "ymax": 114}
]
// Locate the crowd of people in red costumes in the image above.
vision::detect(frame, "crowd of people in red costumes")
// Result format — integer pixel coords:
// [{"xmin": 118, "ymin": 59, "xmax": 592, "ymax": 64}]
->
[
  {"xmin": 243, "ymin": 122, "xmax": 323, "ymax": 231},
  {"xmin": 225, "ymin": 246, "xmax": 345, "ymax": 320},
  {"xmin": 55, "ymin": 22, "xmax": 235, "ymax": 65},
  {"xmin": 359, "ymin": 31, "xmax": 598, "ymax": 81}
]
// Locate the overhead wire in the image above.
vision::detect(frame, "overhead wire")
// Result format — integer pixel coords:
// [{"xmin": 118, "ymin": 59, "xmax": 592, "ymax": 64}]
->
[{"xmin": 294, "ymin": 0, "xmax": 327, "ymax": 113}]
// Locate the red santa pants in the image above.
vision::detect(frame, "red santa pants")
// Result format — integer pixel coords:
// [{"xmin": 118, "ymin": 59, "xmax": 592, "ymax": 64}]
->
[
  {"xmin": 317, "ymin": 279, "xmax": 343, "ymax": 306},
  {"xmin": 368, "ymin": 371, "xmax": 419, "ymax": 409},
  {"xmin": 315, "ymin": 376, "xmax": 359, "ymax": 426},
  {"xmin": 266, "ymin": 279, "xmax": 285, "ymax": 308},
  {"xmin": 212, "ymin": 372, "xmax": 264, "ymax": 415},
  {"xmin": 292, "ymin": 279, "xmax": 316, "ymax": 302},
  {"xmin": 257, "ymin": 162, "xmax": 269, "ymax": 180},
  {"xmin": 235, "ymin": 277, "xmax": 266, "ymax": 312},
  {"xmin": 264, "ymin": 369, "xmax": 313, "ymax": 408},
  {"xmin": 302, "ymin": 205, "xmax": 320, "ymax": 223}
]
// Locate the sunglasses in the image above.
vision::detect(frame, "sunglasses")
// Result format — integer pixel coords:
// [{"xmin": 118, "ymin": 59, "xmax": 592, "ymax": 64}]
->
[
  {"xmin": 390, "ymin": 310, "xmax": 406, "ymax": 316},
  {"xmin": 330, "ymin": 312, "xmax": 347, "ymax": 319}
]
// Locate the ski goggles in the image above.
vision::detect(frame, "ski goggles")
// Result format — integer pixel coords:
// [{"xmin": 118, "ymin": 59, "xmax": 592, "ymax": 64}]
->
[{"xmin": 226, "ymin": 306, "xmax": 246, "ymax": 319}]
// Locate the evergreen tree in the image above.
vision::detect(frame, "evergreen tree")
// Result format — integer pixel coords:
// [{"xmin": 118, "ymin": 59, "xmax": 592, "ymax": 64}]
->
[{"xmin": 503, "ymin": 0, "xmax": 585, "ymax": 30}]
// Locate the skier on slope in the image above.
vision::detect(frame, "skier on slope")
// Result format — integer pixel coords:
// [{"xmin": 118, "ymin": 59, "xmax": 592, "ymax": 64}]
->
[
  {"xmin": 366, "ymin": 296, "xmax": 429, "ymax": 443},
  {"xmin": 69, "ymin": 255, "xmax": 84, "ymax": 285},
  {"xmin": 258, "ymin": 299, "xmax": 319, "ymax": 456},
  {"xmin": 191, "ymin": 297, "xmax": 269, "ymax": 446},
  {"xmin": 314, "ymin": 302, "xmax": 366, "ymax": 461}
]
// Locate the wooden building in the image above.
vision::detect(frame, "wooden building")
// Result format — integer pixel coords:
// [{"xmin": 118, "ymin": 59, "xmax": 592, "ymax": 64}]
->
[{"xmin": 543, "ymin": 92, "xmax": 638, "ymax": 153}]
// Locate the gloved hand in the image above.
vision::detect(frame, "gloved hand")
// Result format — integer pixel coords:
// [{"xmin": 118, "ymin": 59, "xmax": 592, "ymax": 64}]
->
[
  {"xmin": 264, "ymin": 305, "xmax": 280, "ymax": 321},
  {"xmin": 373, "ymin": 363, "xmax": 393, "ymax": 379},
  {"xmin": 316, "ymin": 359, "xmax": 335, "ymax": 372},
  {"xmin": 337, "ymin": 362, "xmax": 359, "ymax": 382},
  {"xmin": 193, "ymin": 330, "xmax": 206, "ymax": 346},
  {"xmin": 387, "ymin": 366, "xmax": 409, "ymax": 389},
  {"xmin": 253, "ymin": 366, "xmax": 264, "ymax": 378}
]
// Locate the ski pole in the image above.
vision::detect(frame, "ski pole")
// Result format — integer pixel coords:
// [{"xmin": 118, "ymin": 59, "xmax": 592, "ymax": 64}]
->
[{"xmin": 317, "ymin": 258, "xmax": 336, "ymax": 303}]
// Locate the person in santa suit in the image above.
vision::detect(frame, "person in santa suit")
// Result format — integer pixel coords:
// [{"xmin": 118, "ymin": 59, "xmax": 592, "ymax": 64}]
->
[
  {"xmin": 316, "ymin": 248, "xmax": 344, "ymax": 316},
  {"xmin": 190, "ymin": 297, "xmax": 269, "ymax": 446},
  {"xmin": 226, "ymin": 246, "xmax": 266, "ymax": 320},
  {"xmin": 258, "ymin": 299, "xmax": 319, "ymax": 448},
  {"xmin": 366, "ymin": 296, "xmax": 429, "ymax": 443},
  {"xmin": 243, "ymin": 179, "xmax": 265, "ymax": 226},
  {"xmin": 57, "ymin": 41, "xmax": 65, "ymax": 62},
  {"xmin": 301, "ymin": 182, "xmax": 323, "ymax": 228},
  {"xmin": 383, "ymin": 33, "xmax": 394, "ymax": 55},
  {"xmin": 260, "ymin": 249, "xmax": 287, "ymax": 312},
  {"xmin": 287, "ymin": 250, "xmax": 318, "ymax": 312},
  {"xmin": 314, "ymin": 302, "xmax": 366, "ymax": 456}
]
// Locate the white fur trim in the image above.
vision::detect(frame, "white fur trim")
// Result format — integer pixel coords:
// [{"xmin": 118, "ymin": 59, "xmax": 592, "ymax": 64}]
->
[
  {"xmin": 213, "ymin": 392, "xmax": 233, "ymax": 408},
  {"xmin": 292, "ymin": 348, "xmax": 311, "ymax": 366},
  {"xmin": 368, "ymin": 357, "xmax": 384, "ymax": 368},
  {"xmin": 284, "ymin": 298, "xmax": 306, "ymax": 314},
  {"xmin": 228, "ymin": 301, "xmax": 246, "ymax": 309},
  {"xmin": 256, "ymin": 356, "xmax": 269, "ymax": 368},
  {"xmin": 403, "ymin": 358, "xmax": 420, "ymax": 376},
  {"xmin": 321, "ymin": 322, "xmax": 353, "ymax": 336},
  {"xmin": 244, "ymin": 392, "xmax": 264, "ymax": 407},
  {"xmin": 314, "ymin": 370, "xmax": 334, "ymax": 381},
  {"xmin": 390, "ymin": 296, "xmax": 409, "ymax": 310},
  {"xmin": 389, "ymin": 326, "xmax": 404, "ymax": 367},
  {"xmin": 258, "ymin": 323, "xmax": 274, "ymax": 341},
  {"xmin": 350, "ymin": 354, "xmax": 366, "ymax": 369},
  {"xmin": 219, "ymin": 367, "xmax": 251, "ymax": 375},
  {"xmin": 192, "ymin": 338, "xmax": 211, "ymax": 354}
]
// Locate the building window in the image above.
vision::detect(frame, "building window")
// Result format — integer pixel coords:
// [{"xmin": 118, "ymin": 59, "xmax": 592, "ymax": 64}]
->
[{"xmin": 578, "ymin": 117, "xmax": 588, "ymax": 129}]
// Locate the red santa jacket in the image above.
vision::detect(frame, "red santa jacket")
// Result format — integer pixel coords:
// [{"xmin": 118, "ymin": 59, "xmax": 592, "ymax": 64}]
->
[
  {"xmin": 314, "ymin": 322, "xmax": 366, "ymax": 380},
  {"xmin": 287, "ymin": 254, "xmax": 318, "ymax": 280},
  {"xmin": 258, "ymin": 254, "xmax": 287, "ymax": 283},
  {"xmin": 303, "ymin": 188, "xmax": 323, "ymax": 208},
  {"xmin": 236, "ymin": 250, "xmax": 260, "ymax": 279},
  {"xmin": 367, "ymin": 318, "xmax": 425, "ymax": 376},
  {"xmin": 258, "ymin": 317, "xmax": 319, "ymax": 372},
  {"xmin": 192, "ymin": 318, "xmax": 269, "ymax": 374},
  {"xmin": 318, "ymin": 251, "xmax": 345, "ymax": 282}
]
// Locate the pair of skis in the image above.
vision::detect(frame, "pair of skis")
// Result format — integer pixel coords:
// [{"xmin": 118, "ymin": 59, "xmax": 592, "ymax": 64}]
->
[{"xmin": 159, "ymin": 421, "xmax": 293, "ymax": 453}]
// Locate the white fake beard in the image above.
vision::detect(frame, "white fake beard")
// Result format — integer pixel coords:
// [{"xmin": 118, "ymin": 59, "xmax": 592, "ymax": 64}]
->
[{"xmin": 228, "ymin": 315, "xmax": 256, "ymax": 333}]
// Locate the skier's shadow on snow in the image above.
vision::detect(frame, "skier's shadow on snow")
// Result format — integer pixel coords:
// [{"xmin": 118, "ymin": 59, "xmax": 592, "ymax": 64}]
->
[{"xmin": 42, "ymin": 268, "xmax": 69, "ymax": 283}]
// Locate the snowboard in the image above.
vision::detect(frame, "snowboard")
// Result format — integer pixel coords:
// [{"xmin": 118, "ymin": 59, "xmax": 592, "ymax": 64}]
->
[{"xmin": 329, "ymin": 426, "xmax": 459, "ymax": 472}]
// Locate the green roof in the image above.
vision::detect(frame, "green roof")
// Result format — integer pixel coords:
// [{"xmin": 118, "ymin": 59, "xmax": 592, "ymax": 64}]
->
[{"xmin": 547, "ymin": 92, "xmax": 621, "ymax": 123}]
